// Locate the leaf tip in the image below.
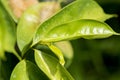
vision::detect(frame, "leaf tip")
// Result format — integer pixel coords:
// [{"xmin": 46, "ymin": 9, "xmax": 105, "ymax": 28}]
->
[{"xmin": 105, "ymin": 14, "xmax": 118, "ymax": 20}]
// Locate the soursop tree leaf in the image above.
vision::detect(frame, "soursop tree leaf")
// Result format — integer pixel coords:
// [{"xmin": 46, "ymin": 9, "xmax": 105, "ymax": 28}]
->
[
  {"xmin": 17, "ymin": 0, "xmax": 116, "ymax": 55},
  {"xmin": 34, "ymin": 49, "xmax": 74, "ymax": 80},
  {"xmin": 34, "ymin": 19, "xmax": 118, "ymax": 43},
  {"xmin": 33, "ymin": 0, "xmax": 116, "ymax": 45}
]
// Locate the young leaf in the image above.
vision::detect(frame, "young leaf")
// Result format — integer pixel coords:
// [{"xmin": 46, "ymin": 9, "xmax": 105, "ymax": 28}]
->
[
  {"xmin": 17, "ymin": 2, "xmax": 61, "ymax": 53},
  {"xmin": 33, "ymin": 0, "xmax": 116, "ymax": 45},
  {"xmin": 10, "ymin": 60, "xmax": 49, "ymax": 80},
  {"xmin": 34, "ymin": 19, "xmax": 118, "ymax": 43},
  {"xmin": 34, "ymin": 49, "xmax": 74, "ymax": 80},
  {"xmin": 54, "ymin": 41, "xmax": 74, "ymax": 68},
  {"xmin": 47, "ymin": 43, "xmax": 65, "ymax": 65}
]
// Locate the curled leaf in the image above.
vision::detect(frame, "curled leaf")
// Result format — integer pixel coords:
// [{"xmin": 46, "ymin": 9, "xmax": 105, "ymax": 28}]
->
[
  {"xmin": 54, "ymin": 41, "xmax": 74, "ymax": 68},
  {"xmin": 47, "ymin": 43, "xmax": 65, "ymax": 65}
]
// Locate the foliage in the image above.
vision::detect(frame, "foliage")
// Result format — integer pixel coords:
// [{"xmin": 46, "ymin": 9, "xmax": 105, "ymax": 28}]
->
[{"xmin": 0, "ymin": 0, "xmax": 120, "ymax": 80}]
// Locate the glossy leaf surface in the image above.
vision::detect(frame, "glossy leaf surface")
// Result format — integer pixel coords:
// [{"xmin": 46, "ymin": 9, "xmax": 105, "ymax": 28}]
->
[
  {"xmin": 33, "ymin": 0, "xmax": 116, "ymax": 45},
  {"xmin": 34, "ymin": 49, "xmax": 74, "ymax": 80},
  {"xmin": 17, "ymin": 2, "xmax": 60, "ymax": 53},
  {"xmin": 0, "ymin": 2, "xmax": 16, "ymax": 59},
  {"xmin": 10, "ymin": 60, "xmax": 48, "ymax": 80},
  {"xmin": 34, "ymin": 19, "xmax": 118, "ymax": 43}
]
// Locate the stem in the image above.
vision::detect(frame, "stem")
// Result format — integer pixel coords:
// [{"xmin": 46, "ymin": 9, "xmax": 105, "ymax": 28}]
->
[{"xmin": 13, "ymin": 50, "xmax": 22, "ymax": 61}]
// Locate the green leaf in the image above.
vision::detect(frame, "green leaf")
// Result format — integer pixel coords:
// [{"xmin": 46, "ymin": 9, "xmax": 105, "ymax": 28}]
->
[
  {"xmin": 47, "ymin": 43, "xmax": 65, "ymax": 65},
  {"xmin": 54, "ymin": 41, "xmax": 73, "ymax": 61},
  {"xmin": 34, "ymin": 19, "xmax": 118, "ymax": 43},
  {"xmin": 54, "ymin": 41, "xmax": 74, "ymax": 68},
  {"xmin": 0, "ymin": 2, "xmax": 20, "ymax": 60},
  {"xmin": 10, "ymin": 60, "xmax": 49, "ymax": 80},
  {"xmin": 17, "ymin": 2, "xmax": 61, "ymax": 53},
  {"xmin": 1, "ymin": 0, "xmax": 18, "ymax": 22},
  {"xmin": 33, "ymin": 0, "xmax": 116, "ymax": 45},
  {"xmin": 34, "ymin": 49, "xmax": 74, "ymax": 80}
]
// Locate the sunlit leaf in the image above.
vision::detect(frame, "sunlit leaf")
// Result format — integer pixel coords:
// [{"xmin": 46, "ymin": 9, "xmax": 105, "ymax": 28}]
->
[
  {"xmin": 17, "ymin": 2, "xmax": 61, "ymax": 54},
  {"xmin": 34, "ymin": 19, "xmax": 118, "ymax": 43},
  {"xmin": 34, "ymin": 49, "xmax": 74, "ymax": 80},
  {"xmin": 10, "ymin": 60, "xmax": 48, "ymax": 80},
  {"xmin": 33, "ymin": 0, "xmax": 116, "ymax": 45}
]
